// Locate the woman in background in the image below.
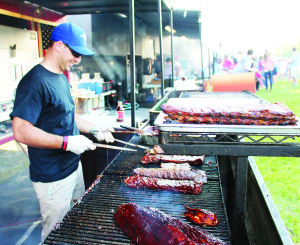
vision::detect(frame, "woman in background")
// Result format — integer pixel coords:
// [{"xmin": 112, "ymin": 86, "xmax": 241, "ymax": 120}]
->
[{"xmin": 261, "ymin": 51, "xmax": 274, "ymax": 91}]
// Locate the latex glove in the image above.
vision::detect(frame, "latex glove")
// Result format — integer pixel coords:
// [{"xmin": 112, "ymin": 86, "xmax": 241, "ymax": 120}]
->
[
  {"xmin": 66, "ymin": 135, "xmax": 96, "ymax": 154},
  {"xmin": 92, "ymin": 125, "xmax": 115, "ymax": 143}
]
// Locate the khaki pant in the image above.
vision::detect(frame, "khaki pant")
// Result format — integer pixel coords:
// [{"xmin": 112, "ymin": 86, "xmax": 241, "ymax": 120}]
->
[{"xmin": 32, "ymin": 161, "xmax": 85, "ymax": 241}]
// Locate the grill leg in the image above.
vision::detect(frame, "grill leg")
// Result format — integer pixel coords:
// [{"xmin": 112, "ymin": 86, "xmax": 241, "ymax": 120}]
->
[{"xmin": 231, "ymin": 156, "xmax": 249, "ymax": 245}]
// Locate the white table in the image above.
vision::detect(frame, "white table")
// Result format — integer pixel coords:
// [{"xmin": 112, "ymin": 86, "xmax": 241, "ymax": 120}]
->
[{"xmin": 74, "ymin": 90, "xmax": 116, "ymax": 114}]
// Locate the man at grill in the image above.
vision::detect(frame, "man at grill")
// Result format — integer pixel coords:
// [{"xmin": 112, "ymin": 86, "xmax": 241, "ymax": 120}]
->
[{"xmin": 10, "ymin": 22, "xmax": 115, "ymax": 241}]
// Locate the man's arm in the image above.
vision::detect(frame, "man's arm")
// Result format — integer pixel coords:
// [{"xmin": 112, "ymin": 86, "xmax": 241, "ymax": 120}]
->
[
  {"xmin": 12, "ymin": 117, "xmax": 63, "ymax": 149},
  {"xmin": 75, "ymin": 114, "xmax": 115, "ymax": 143},
  {"xmin": 75, "ymin": 114, "xmax": 94, "ymax": 134}
]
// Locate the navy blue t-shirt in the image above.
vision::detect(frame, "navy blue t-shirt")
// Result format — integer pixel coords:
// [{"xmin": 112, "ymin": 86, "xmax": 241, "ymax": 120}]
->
[{"xmin": 10, "ymin": 64, "xmax": 80, "ymax": 183}]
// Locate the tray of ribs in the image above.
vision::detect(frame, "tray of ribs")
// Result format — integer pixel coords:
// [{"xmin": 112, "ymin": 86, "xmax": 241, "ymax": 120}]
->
[{"xmin": 154, "ymin": 99, "xmax": 300, "ymax": 135}]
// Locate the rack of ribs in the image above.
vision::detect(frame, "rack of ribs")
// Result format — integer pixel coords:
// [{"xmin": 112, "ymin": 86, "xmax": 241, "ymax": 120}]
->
[
  {"xmin": 184, "ymin": 205, "xmax": 219, "ymax": 227},
  {"xmin": 133, "ymin": 167, "xmax": 207, "ymax": 183},
  {"xmin": 160, "ymin": 102, "xmax": 298, "ymax": 126},
  {"xmin": 114, "ymin": 203, "xmax": 227, "ymax": 245},
  {"xmin": 141, "ymin": 153, "xmax": 205, "ymax": 165},
  {"xmin": 124, "ymin": 175, "xmax": 203, "ymax": 194}
]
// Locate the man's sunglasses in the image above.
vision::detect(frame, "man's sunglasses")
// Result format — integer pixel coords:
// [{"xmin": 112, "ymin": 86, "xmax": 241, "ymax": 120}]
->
[{"xmin": 64, "ymin": 43, "xmax": 81, "ymax": 58}]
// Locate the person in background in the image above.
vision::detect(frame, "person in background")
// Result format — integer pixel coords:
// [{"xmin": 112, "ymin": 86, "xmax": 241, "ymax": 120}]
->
[
  {"xmin": 277, "ymin": 58, "xmax": 288, "ymax": 81},
  {"xmin": 261, "ymin": 51, "xmax": 274, "ymax": 91},
  {"xmin": 288, "ymin": 47, "xmax": 299, "ymax": 86},
  {"xmin": 230, "ymin": 56, "xmax": 238, "ymax": 70},
  {"xmin": 258, "ymin": 56, "xmax": 263, "ymax": 74},
  {"xmin": 231, "ymin": 49, "xmax": 258, "ymax": 73},
  {"xmin": 174, "ymin": 56, "xmax": 181, "ymax": 79},
  {"xmin": 271, "ymin": 55, "xmax": 278, "ymax": 84},
  {"xmin": 222, "ymin": 55, "xmax": 232, "ymax": 71},
  {"xmin": 163, "ymin": 58, "xmax": 173, "ymax": 88},
  {"xmin": 153, "ymin": 55, "xmax": 161, "ymax": 78},
  {"xmin": 10, "ymin": 22, "xmax": 115, "ymax": 241}
]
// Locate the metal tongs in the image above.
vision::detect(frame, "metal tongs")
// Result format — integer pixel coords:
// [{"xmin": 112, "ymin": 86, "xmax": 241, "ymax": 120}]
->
[
  {"xmin": 120, "ymin": 125, "xmax": 145, "ymax": 134},
  {"xmin": 94, "ymin": 143, "xmax": 137, "ymax": 152},
  {"xmin": 114, "ymin": 138, "xmax": 150, "ymax": 150}
]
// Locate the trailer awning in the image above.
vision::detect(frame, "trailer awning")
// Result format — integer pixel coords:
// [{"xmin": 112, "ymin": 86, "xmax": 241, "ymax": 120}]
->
[{"xmin": 17, "ymin": 0, "xmax": 200, "ymax": 39}]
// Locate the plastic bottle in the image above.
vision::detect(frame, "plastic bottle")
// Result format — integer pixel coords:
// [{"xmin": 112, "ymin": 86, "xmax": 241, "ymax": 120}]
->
[{"xmin": 116, "ymin": 101, "xmax": 124, "ymax": 122}]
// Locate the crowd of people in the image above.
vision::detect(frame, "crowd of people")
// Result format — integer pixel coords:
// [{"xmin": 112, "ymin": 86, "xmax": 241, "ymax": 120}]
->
[{"xmin": 215, "ymin": 48, "xmax": 299, "ymax": 91}]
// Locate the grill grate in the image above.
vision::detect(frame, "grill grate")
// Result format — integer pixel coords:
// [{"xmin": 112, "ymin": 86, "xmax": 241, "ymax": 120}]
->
[
  {"xmin": 43, "ymin": 136, "xmax": 231, "ymax": 244},
  {"xmin": 104, "ymin": 137, "xmax": 219, "ymax": 180}
]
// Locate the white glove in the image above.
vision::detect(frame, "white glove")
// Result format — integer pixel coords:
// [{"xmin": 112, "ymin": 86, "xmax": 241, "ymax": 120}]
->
[
  {"xmin": 92, "ymin": 125, "xmax": 115, "ymax": 143},
  {"xmin": 66, "ymin": 135, "xmax": 96, "ymax": 154}
]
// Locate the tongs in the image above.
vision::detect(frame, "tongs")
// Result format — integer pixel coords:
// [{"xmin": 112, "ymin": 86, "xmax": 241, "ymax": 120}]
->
[
  {"xmin": 120, "ymin": 125, "xmax": 145, "ymax": 134},
  {"xmin": 114, "ymin": 138, "xmax": 150, "ymax": 150},
  {"xmin": 94, "ymin": 143, "xmax": 137, "ymax": 152}
]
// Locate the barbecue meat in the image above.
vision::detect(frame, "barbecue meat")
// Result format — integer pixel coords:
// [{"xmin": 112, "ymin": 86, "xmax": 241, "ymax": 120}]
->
[
  {"xmin": 124, "ymin": 175, "xmax": 203, "ymax": 194},
  {"xmin": 114, "ymin": 203, "xmax": 227, "ymax": 245},
  {"xmin": 160, "ymin": 102, "xmax": 298, "ymax": 126},
  {"xmin": 142, "ymin": 153, "xmax": 205, "ymax": 165},
  {"xmin": 184, "ymin": 205, "xmax": 219, "ymax": 227},
  {"xmin": 160, "ymin": 162, "xmax": 192, "ymax": 170},
  {"xmin": 133, "ymin": 167, "xmax": 207, "ymax": 183}
]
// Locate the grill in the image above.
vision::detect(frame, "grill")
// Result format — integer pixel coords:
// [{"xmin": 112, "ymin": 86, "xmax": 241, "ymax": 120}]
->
[{"xmin": 42, "ymin": 136, "xmax": 231, "ymax": 244}]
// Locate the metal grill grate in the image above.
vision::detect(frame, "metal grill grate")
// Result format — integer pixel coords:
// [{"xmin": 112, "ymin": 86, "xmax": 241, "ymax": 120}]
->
[{"xmin": 42, "ymin": 136, "xmax": 231, "ymax": 244}]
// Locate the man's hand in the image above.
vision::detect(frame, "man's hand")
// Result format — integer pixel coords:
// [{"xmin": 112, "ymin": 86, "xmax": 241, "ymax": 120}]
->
[
  {"xmin": 66, "ymin": 135, "xmax": 96, "ymax": 154},
  {"xmin": 92, "ymin": 125, "xmax": 115, "ymax": 143}
]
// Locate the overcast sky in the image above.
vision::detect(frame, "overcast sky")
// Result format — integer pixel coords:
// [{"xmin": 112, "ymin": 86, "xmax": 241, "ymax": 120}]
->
[{"xmin": 170, "ymin": 0, "xmax": 300, "ymax": 55}]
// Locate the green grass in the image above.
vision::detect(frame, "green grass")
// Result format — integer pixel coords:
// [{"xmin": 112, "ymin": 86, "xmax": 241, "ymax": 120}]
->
[{"xmin": 254, "ymin": 78, "xmax": 300, "ymax": 243}]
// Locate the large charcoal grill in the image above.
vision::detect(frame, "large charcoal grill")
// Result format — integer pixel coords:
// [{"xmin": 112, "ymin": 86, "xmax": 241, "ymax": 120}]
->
[{"xmin": 42, "ymin": 136, "xmax": 231, "ymax": 244}]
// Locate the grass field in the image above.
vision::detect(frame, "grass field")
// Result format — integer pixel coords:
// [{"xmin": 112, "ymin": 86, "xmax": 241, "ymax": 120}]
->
[{"xmin": 255, "ymin": 78, "xmax": 300, "ymax": 244}]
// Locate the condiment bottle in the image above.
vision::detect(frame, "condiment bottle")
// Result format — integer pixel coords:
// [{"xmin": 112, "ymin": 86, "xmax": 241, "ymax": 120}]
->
[{"xmin": 116, "ymin": 101, "xmax": 124, "ymax": 122}]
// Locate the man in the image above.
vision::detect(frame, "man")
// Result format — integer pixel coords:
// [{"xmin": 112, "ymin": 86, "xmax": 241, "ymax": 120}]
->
[
  {"xmin": 231, "ymin": 49, "xmax": 258, "ymax": 73},
  {"xmin": 174, "ymin": 56, "xmax": 181, "ymax": 79},
  {"xmin": 153, "ymin": 55, "xmax": 161, "ymax": 78},
  {"xmin": 10, "ymin": 22, "xmax": 114, "ymax": 241},
  {"xmin": 163, "ymin": 58, "xmax": 173, "ymax": 88},
  {"xmin": 288, "ymin": 47, "xmax": 299, "ymax": 86}
]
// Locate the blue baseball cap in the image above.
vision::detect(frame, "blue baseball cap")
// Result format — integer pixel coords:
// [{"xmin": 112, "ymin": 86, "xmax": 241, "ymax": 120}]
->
[{"xmin": 50, "ymin": 22, "xmax": 94, "ymax": 56}]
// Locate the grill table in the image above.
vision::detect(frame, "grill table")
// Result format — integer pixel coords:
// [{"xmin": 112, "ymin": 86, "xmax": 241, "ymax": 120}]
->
[{"xmin": 42, "ymin": 136, "xmax": 231, "ymax": 244}]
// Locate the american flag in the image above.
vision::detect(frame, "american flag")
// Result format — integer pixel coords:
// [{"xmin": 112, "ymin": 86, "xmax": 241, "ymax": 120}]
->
[{"xmin": 41, "ymin": 24, "xmax": 55, "ymax": 50}]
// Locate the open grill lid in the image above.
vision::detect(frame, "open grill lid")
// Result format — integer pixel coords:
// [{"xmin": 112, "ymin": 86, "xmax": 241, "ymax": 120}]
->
[{"xmin": 42, "ymin": 136, "xmax": 231, "ymax": 244}]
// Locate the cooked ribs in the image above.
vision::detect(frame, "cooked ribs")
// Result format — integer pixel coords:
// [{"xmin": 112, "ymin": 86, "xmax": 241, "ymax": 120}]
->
[
  {"xmin": 124, "ymin": 175, "xmax": 203, "ymax": 194},
  {"xmin": 160, "ymin": 102, "xmax": 298, "ymax": 126},
  {"xmin": 160, "ymin": 162, "xmax": 192, "ymax": 170},
  {"xmin": 184, "ymin": 205, "xmax": 219, "ymax": 227},
  {"xmin": 133, "ymin": 167, "xmax": 207, "ymax": 183},
  {"xmin": 114, "ymin": 203, "xmax": 227, "ymax": 245},
  {"xmin": 142, "ymin": 153, "xmax": 205, "ymax": 165}
]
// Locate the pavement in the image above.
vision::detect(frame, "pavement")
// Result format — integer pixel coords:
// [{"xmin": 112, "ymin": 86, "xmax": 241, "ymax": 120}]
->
[{"xmin": 0, "ymin": 107, "xmax": 151, "ymax": 245}]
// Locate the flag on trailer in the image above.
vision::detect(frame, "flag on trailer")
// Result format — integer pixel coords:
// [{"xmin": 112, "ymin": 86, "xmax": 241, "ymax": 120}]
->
[{"xmin": 41, "ymin": 24, "xmax": 55, "ymax": 56}]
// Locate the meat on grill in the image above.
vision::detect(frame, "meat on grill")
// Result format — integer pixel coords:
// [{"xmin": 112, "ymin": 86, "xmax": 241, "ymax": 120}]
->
[
  {"xmin": 114, "ymin": 203, "xmax": 227, "ymax": 245},
  {"xmin": 160, "ymin": 102, "xmax": 298, "ymax": 126},
  {"xmin": 124, "ymin": 175, "xmax": 203, "ymax": 194},
  {"xmin": 133, "ymin": 167, "xmax": 207, "ymax": 183},
  {"xmin": 142, "ymin": 153, "xmax": 205, "ymax": 165},
  {"xmin": 160, "ymin": 162, "xmax": 192, "ymax": 170},
  {"xmin": 184, "ymin": 205, "xmax": 219, "ymax": 227}
]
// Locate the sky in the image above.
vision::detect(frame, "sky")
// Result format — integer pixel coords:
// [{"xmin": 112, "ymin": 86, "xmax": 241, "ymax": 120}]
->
[{"xmin": 169, "ymin": 0, "xmax": 300, "ymax": 56}]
